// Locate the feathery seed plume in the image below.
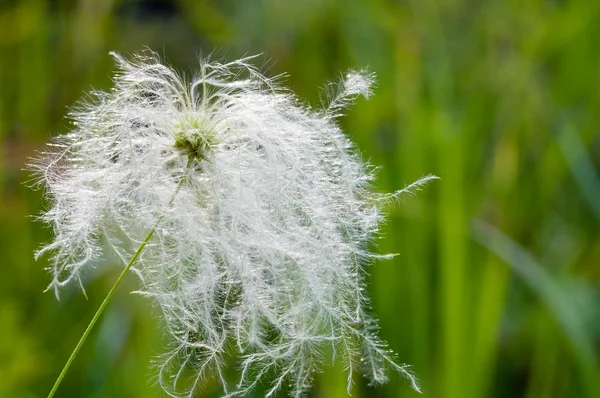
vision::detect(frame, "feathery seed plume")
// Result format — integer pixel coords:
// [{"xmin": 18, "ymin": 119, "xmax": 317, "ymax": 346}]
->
[{"xmin": 31, "ymin": 51, "xmax": 433, "ymax": 397}]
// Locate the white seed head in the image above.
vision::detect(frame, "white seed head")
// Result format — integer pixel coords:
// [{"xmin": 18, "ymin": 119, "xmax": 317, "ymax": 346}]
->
[{"xmin": 31, "ymin": 51, "xmax": 431, "ymax": 397}]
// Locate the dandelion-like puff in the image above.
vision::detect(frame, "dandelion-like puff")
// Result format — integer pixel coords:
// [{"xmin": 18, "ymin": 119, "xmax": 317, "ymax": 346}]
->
[{"xmin": 31, "ymin": 50, "xmax": 433, "ymax": 397}]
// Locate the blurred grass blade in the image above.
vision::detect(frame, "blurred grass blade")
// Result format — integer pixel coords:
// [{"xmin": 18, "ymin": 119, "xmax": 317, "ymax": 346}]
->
[
  {"xmin": 470, "ymin": 255, "xmax": 509, "ymax": 398},
  {"xmin": 472, "ymin": 219, "xmax": 600, "ymax": 398},
  {"xmin": 555, "ymin": 120, "xmax": 600, "ymax": 221}
]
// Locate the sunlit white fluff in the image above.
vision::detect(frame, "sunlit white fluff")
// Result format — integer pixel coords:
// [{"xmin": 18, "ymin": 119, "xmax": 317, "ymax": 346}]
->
[{"xmin": 32, "ymin": 51, "xmax": 434, "ymax": 397}]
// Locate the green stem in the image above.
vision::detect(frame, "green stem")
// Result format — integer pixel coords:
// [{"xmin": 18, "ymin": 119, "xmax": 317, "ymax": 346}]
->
[
  {"xmin": 46, "ymin": 226, "xmax": 156, "ymax": 398},
  {"xmin": 47, "ymin": 160, "xmax": 191, "ymax": 398}
]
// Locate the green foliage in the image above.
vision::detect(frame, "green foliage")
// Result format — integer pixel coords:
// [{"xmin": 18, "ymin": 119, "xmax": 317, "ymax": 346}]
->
[{"xmin": 1, "ymin": 0, "xmax": 599, "ymax": 397}]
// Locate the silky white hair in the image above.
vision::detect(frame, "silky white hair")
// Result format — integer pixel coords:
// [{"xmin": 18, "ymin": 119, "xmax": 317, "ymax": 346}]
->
[{"xmin": 32, "ymin": 51, "xmax": 433, "ymax": 397}]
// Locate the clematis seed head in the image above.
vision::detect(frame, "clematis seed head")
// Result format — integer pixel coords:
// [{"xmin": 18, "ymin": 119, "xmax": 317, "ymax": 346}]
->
[{"xmin": 31, "ymin": 50, "xmax": 434, "ymax": 397}]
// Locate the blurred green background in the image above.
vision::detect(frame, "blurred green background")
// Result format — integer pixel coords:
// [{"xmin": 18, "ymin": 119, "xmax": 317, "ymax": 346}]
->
[{"xmin": 1, "ymin": 0, "xmax": 600, "ymax": 397}]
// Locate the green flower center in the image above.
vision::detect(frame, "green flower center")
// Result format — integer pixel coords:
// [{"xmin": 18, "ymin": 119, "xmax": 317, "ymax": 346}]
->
[{"xmin": 173, "ymin": 113, "xmax": 217, "ymax": 161}]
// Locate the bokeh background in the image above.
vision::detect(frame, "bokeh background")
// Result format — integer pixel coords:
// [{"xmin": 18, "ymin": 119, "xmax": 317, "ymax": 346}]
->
[{"xmin": 1, "ymin": 0, "xmax": 600, "ymax": 397}]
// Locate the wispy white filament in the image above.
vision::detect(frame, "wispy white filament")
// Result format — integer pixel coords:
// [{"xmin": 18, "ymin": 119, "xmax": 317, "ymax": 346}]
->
[{"xmin": 31, "ymin": 51, "xmax": 433, "ymax": 397}]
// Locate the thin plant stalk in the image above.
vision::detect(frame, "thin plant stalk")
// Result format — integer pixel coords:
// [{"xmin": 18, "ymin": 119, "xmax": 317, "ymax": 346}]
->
[{"xmin": 46, "ymin": 161, "xmax": 191, "ymax": 398}]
